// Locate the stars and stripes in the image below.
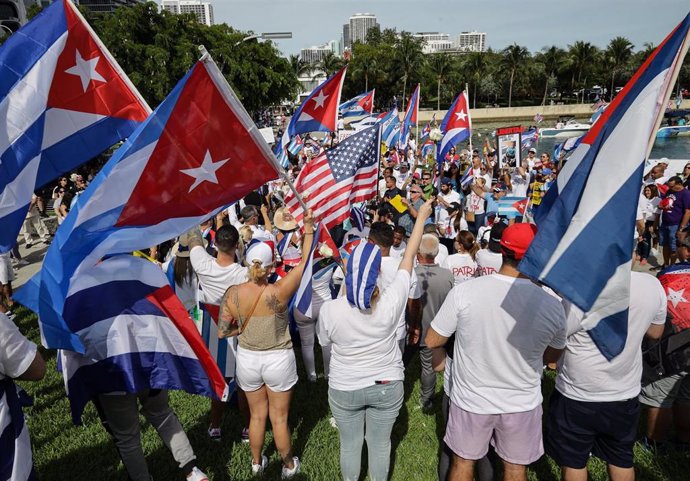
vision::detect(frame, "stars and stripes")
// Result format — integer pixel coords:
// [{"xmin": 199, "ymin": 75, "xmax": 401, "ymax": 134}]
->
[
  {"xmin": 285, "ymin": 124, "xmax": 381, "ymax": 229},
  {"xmin": 519, "ymin": 12, "xmax": 690, "ymax": 360}
]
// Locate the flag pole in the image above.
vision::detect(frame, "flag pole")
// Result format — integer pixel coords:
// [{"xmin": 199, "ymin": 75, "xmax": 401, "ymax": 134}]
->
[
  {"xmin": 198, "ymin": 45, "xmax": 310, "ymax": 214},
  {"xmin": 644, "ymin": 27, "xmax": 690, "ymax": 162},
  {"xmin": 466, "ymin": 84, "xmax": 473, "ymax": 155}
]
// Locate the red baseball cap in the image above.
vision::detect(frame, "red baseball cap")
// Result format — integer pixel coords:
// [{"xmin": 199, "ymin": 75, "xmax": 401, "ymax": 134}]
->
[{"xmin": 499, "ymin": 223, "xmax": 538, "ymax": 259}]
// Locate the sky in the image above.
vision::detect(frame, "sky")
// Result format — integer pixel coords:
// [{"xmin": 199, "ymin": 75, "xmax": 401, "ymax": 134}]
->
[{"xmin": 212, "ymin": 0, "xmax": 689, "ymax": 56}]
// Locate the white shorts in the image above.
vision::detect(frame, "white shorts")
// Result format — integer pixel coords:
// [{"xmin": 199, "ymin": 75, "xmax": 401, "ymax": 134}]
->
[
  {"xmin": 0, "ymin": 253, "xmax": 14, "ymax": 284},
  {"xmin": 236, "ymin": 346, "xmax": 298, "ymax": 392}
]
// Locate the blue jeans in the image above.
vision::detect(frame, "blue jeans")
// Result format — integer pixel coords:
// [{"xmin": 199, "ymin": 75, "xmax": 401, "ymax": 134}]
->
[{"xmin": 328, "ymin": 381, "xmax": 404, "ymax": 481}]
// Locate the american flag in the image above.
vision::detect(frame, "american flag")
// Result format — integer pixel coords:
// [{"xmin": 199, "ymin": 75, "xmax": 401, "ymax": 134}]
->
[
  {"xmin": 286, "ymin": 124, "xmax": 380, "ymax": 228},
  {"xmin": 533, "ymin": 112, "xmax": 544, "ymax": 123}
]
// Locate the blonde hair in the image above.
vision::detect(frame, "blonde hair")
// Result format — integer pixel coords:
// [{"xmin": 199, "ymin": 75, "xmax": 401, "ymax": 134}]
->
[
  {"xmin": 239, "ymin": 225, "xmax": 253, "ymax": 244},
  {"xmin": 247, "ymin": 259, "xmax": 270, "ymax": 283}
]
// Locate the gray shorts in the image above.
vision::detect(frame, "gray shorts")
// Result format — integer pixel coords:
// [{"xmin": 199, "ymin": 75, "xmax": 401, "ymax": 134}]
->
[
  {"xmin": 640, "ymin": 372, "xmax": 690, "ymax": 409},
  {"xmin": 444, "ymin": 401, "xmax": 544, "ymax": 465}
]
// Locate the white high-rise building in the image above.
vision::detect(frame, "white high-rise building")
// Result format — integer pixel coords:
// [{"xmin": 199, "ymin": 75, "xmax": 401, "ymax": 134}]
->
[
  {"xmin": 456, "ymin": 31, "xmax": 486, "ymax": 52},
  {"xmin": 300, "ymin": 44, "xmax": 332, "ymax": 64},
  {"xmin": 414, "ymin": 32, "xmax": 453, "ymax": 54},
  {"xmin": 348, "ymin": 13, "xmax": 378, "ymax": 45},
  {"xmin": 161, "ymin": 0, "xmax": 214, "ymax": 27},
  {"xmin": 328, "ymin": 39, "xmax": 341, "ymax": 57}
]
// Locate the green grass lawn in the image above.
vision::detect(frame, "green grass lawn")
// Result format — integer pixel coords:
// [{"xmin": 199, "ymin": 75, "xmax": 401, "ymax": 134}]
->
[{"xmin": 12, "ymin": 305, "xmax": 690, "ymax": 480}]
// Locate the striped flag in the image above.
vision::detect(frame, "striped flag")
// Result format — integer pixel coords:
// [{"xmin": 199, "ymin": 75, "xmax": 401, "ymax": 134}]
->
[
  {"xmin": 400, "ymin": 84, "xmax": 420, "ymax": 148},
  {"xmin": 519, "ymin": 12, "xmax": 690, "ymax": 360},
  {"xmin": 498, "ymin": 196, "xmax": 528, "ymax": 219},
  {"xmin": 534, "ymin": 113, "xmax": 544, "ymax": 123},
  {"xmin": 350, "ymin": 206, "xmax": 366, "ymax": 231},
  {"xmin": 285, "ymin": 124, "xmax": 381, "ymax": 229},
  {"xmin": 339, "ymin": 89, "xmax": 375, "ymax": 118},
  {"xmin": 0, "ymin": 376, "xmax": 37, "ymax": 481},
  {"xmin": 58, "ymin": 255, "xmax": 228, "ymax": 424},
  {"xmin": 521, "ymin": 128, "xmax": 539, "ymax": 149},
  {"xmin": 294, "ymin": 223, "xmax": 341, "ymax": 317}
]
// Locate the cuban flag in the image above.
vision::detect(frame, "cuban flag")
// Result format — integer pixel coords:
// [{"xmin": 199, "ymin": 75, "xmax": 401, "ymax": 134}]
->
[
  {"xmin": 58, "ymin": 255, "xmax": 228, "ymax": 424},
  {"xmin": 519, "ymin": 12, "xmax": 690, "ymax": 360},
  {"xmin": 521, "ymin": 127, "xmax": 539, "ymax": 149},
  {"xmin": 287, "ymin": 67, "xmax": 347, "ymax": 137},
  {"xmin": 1, "ymin": 377, "xmax": 36, "ymax": 481},
  {"xmin": 421, "ymin": 138, "xmax": 436, "ymax": 160},
  {"xmin": 420, "ymin": 113, "xmax": 436, "ymax": 140},
  {"xmin": 384, "ymin": 123, "xmax": 401, "ymax": 149},
  {"xmin": 339, "ymin": 89, "xmax": 375, "ymax": 118},
  {"xmin": 498, "ymin": 197, "xmax": 528, "ymax": 219},
  {"xmin": 438, "ymin": 91, "xmax": 471, "ymax": 160},
  {"xmin": 294, "ymin": 224, "xmax": 340, "ymax": 317},
  {"xmin": 590, "ymin": 102, "xmax": 609, "ymax": 124},
  {"xmin": 15, "ymin": 55, "xmax": 281, "ymax": 353},
  {"xmin": 0, "ymin": 0, "xmax": 150, "ymax": 253},
  {"xmin": 400, "ymin": 84, "xmax": 420, "ymax": 148}
]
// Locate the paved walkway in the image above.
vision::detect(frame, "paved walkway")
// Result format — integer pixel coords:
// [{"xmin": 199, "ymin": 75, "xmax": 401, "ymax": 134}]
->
[{"xmin": 13, "ymin": 216, "xmax": 57, "ymax": 291}]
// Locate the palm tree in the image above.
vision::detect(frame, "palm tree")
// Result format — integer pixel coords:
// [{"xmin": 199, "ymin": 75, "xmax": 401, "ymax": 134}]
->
[
  {"xmin": 350, "ymin": 45, "xmax": 378, "ymax": 92},
  {"xmin": 502, "ymin": 44, "xmax": 529, "ymax": 107},
  {"xmin": 428, "ymin": 53, "xmax": 453, "ymax": 110},
  {"xmin": 394, "ymin": 32, "xmax": 424, "ymax": 111},
  {"xmin": 288, "ymin": 54, "xmax": 310, "ymax": 77},
  {"xmin": 536, "ymin": 46, "xmax": 567, "ymax": 105},
  {"xmin": 463, "ymin": 52, "xmax": 487, "ymax": 108},
  {"xmin": 606, "ymin": 36, "xmax": 634, "ymax": 100},
  {"xmin": 316, "ymin": 51, "xmax": 344, "ymax": 77},
  {"xmin": 568, "ymin": 41, "xmax": 599, "ymax": 93}
]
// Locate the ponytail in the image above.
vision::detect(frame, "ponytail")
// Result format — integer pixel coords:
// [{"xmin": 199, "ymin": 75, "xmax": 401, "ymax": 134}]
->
[{"xmin": 457, "ymin": 230, "xmax": 479, "ymax": 260}]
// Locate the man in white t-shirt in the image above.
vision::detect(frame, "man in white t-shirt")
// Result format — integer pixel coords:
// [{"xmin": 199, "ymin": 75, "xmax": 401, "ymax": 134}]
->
[
  {"xmin": 369, "ymin": 222, "xmax": 421, "ymax": 354},
  {"xmin": 510, "ymin": 165, "xmax": 529, "ymax": 198},
  {"xmin": 545, "ymin": 271, "xmax": 666, "ymax": 481},
  {"xmin": 0, "ymin": 312, "xmax": 45, "ymax": 481},
  {"xmin": 436, "ymin": 178, "xmax": 462, "ymax": 236},
  {"xmin": 426, "ymin": 223, "xmax": 566, "ymax": 481},
  {"xmin": 185, "ymin": 223, "xmax": 248, "ymax": 442},
  {"xmin": 476, "ymin": 222, "xmax": 507, "ymax": 276},
  {"xmin": 389, "ymin": 226, "xmax": 407, "ymax": 259}
]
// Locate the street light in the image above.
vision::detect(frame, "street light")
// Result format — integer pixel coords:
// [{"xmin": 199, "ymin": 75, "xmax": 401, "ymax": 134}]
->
[
  {"xmin": 235, "ymin": 32, "xmax": 292, "ymax": 46},
  {"xmin": 0, "ymin": 24, "xmax": 14, "ymax": 38}
]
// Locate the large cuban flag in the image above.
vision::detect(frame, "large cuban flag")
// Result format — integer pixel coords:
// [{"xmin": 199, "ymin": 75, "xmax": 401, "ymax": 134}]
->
[
  {"xmin": 339, "ymin": 89, "xmax": 375, "ymax": 118},
  {"xmin": 438, "ymin": 91, "xmax": 471, "ymax": 161},
  {"xmin": 0, "ymin": 0, "xmax": 150, "ymax": 253},
  {"xmin": 15, "ymin": 54, "xmax": 281, "ymax": 353},
  {"xmin": 519, "ymin": 12, "xmax": 690, "ymax": 360},
  {"xmin": 59, "ymin": 255, "xmax": 229, "ymax": 424},
  {"xmin": 400, "ymin": 83, "xmax": 420, "ymax": 148}
]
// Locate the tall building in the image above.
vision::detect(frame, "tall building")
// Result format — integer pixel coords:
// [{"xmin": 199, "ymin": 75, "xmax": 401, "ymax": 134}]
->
[
  {"xmin": 328, "ymin": 39, "xmax": 341, "ymax": 57},
  {"xmin": 300, "ymin": 44, "xmax": 332, "ymax": 65},
  {"xmin": 348, "ymin": 13, "xmax": 378, "ymax": 45},
  {"xmin": 161, "ymin": 0, "xmax": 214, "ymax": 26},
  {"xmin": 75, "ymin": 0, "xmax": 144, "ymax": 14},
  {"xmin": 456, "ymin": 31, "xmax": 487, "ymax": 52},
  {"xmin": 342, "ymin": 23, "xmax": 350, "ymax": 51},
  {"xmin": 414, "ymin": 32, "xmax": 453, "ymax": 54}
]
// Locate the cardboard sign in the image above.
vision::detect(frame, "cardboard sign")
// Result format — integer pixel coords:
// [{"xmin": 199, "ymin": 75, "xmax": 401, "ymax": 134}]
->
[{"xmin": 496, "ymin": 126, "xmax": 522, "ymax": 169}]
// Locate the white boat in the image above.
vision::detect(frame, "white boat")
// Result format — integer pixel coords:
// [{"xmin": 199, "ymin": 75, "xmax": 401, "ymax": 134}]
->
[
  {"xmin": 657, "ymin": 125, "xmax": 690, "ymax": 138},
  {"xmin": 539, "ymin": 119, "xmax": 591, "ymax": 138}
]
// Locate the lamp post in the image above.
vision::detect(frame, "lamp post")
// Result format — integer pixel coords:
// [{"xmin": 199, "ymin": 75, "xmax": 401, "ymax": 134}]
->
[{"xmin": 234, "ymin": 32, "xmax": 292, "ymax": 46}]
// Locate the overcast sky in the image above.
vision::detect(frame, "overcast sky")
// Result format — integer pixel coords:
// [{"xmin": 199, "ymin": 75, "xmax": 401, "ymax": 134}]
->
[{"xmin": 211, "ymin": 0, "xmax": 689, "ymax": 55}]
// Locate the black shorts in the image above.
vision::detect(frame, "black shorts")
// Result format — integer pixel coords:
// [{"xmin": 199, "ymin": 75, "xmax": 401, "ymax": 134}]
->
[{"xmin": 545, "ymin": 390, "xmax": 640, "ymax": 469}]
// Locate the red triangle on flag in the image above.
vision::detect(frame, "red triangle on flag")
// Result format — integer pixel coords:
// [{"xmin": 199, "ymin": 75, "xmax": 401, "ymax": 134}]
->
[
  {"xmin": 46, "ymin": 0, "xmax": 148, "ymax": 121},
  {"xmin": 512, "ymin": 198, "xmax": 528, "ymax": 215},
  {"xmin": 116, "ymin": 62, "xmax": 279, "ymax": 226}
]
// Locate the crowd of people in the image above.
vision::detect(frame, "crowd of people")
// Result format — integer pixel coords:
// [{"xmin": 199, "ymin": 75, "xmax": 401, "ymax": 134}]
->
[{"xmin": 3, "ymin": 136, "xmax": 690, "ymax": 481}]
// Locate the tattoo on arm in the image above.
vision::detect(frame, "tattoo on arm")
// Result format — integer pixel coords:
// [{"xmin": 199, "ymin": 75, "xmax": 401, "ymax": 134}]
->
[
  {"xmin": 265, "ymin": 293, "xmax": 286, "ymax": 313},
  {"xmin": 218, "ymin": 286, "xmax": 237, "ymax": 338}
]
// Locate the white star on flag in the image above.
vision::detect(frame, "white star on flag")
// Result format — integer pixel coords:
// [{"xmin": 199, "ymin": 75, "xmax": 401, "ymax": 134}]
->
[
  {"xmin": 667, "ymin": 287, "xmax": 688, "ymax": 308},
  {"xmin": 180, "ymin": 150, "xmax": 229, "ymax": 192},
  {"xmin": 65, "ymin": 50, "xmax": 107, "ymax": 93},
  {"xmin": 311, "ymin": 89, "xmax": 329, "ymax": 109},
  {"xmin": 455, "ymin": 111, "xmax": 468, "ymax": 122}
]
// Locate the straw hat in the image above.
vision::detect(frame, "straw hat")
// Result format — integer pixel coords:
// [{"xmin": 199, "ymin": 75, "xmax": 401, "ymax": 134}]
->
[{"xmin": 274, "ymin": 207, "xmax": 297, "ymax": 231}]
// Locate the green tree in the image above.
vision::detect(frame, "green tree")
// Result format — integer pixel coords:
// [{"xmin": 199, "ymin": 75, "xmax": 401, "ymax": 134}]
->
[
  {"xmin": 606, "ymin": 36, "xmax": 634, "ymax": 100},
  {"xmin": 502, "ymin": 44, "xmax": 529, "ymax": 107},
  {"xmin": 289, "ymin": 54, "xmax": 310, "ymax": 77},
  {"xmin": 394, "ymin": 32, "xmax": 425, "ymax": 110},
  {"xmin": 428, "ymin": 53, "xmax": 453, "ymax": 110},
  {"xmin": 463, "ymin": 52, "xmax": 487, "ymax": 108},
  {"xmin": 87, "ymin": 3, "xmax": 298, "ymax": 113},
  {"xmin": 568, "ymin": 41, "xmax": 599, "ymax": 92},
  {"xmin": 315, "ymin": 51, "xmax": 345, "ymax": 77},
  {"xmin": 536, "ymin": 46, "xmax": 568, "ymax": 105},
  {"xmin": 349, "ymin": 42, "xmax": 379, "ymax": 91}
]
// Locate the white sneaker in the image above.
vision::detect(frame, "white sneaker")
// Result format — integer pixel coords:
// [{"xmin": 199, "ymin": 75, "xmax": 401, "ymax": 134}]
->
[
  {"xmin": 251, "ymin": 455, "xmax": 268, "ymax": 476},
  {"xmin": 281, "ymin": 456, "xmax": 300, "ymax": 479},
  {"xmin": 186, "ymin": 467, "xmax": 209, "ymax": 481}
]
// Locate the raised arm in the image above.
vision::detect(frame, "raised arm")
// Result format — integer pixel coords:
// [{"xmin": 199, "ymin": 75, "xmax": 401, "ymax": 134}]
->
[
  {"xmin": 399, "ymin": 198, "xmax": 433, "ymax": 274},
  {"xmin": 275, "ymin": 209, "xmax": 316, "ymax": 300}
]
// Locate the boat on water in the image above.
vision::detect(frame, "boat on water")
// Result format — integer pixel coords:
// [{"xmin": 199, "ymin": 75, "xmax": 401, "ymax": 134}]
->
[
  {"xmin": 656, "ymin": 109, "xmax": 690, "ymax": 138},
  {"xmin": 539, "ymin": 118, "xmax": 591, "ymax": 138}
]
